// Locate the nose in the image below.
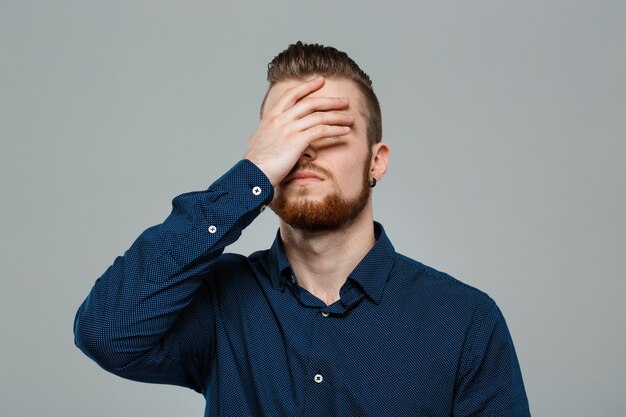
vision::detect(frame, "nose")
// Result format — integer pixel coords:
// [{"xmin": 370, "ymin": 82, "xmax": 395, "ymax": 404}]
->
[{"xmin": 300, "ymin": 143, "xmax": 317, "ymax": 161}]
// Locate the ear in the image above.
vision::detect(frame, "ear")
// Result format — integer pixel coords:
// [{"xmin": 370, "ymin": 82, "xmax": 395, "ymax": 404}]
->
[{"xmin": 369, "ymin": 141, "xmax": 390, "ymax": 182}]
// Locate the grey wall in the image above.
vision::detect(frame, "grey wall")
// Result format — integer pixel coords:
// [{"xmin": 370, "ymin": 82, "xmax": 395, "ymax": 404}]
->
[{"xmin": 1, "ymin": 1, "xmax": 624, "ymax": 416}]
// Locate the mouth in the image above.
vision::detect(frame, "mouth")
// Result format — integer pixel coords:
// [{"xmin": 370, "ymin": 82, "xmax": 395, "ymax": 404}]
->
[{"xmin": 283, "ymin": 170, "xmax": 324, "ymax": 185}]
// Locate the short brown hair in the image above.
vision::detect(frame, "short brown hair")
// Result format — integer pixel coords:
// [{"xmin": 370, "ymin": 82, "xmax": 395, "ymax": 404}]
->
[{"xmin": 262, "ymin": 41, "xmax": 382, "ymax": 146}]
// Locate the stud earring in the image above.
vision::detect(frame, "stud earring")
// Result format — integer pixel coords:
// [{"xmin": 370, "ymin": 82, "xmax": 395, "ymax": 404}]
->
[{"xmin": 369, "ymin": 178, "xmax": 377, "ymax": 188}]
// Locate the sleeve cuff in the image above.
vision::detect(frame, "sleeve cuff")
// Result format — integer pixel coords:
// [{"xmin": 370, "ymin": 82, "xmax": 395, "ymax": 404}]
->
[{"xmin": 210, "ymin": 159, "xmax": 274, "ymax": 211}]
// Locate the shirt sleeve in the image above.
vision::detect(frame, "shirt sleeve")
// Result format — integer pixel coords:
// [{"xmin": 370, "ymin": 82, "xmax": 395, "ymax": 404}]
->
[
  {"xmin": 73, "ymin": 159, "xmax": 272, "ymax": 393},
  {"xmin": 453, "ymin": 301, "xmax": 532, "ymax": 416}
]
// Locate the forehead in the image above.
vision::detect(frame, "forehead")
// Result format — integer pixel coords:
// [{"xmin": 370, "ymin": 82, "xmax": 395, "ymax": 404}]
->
[{"xmin": 263, "ymin": 77, "xmax": 365, "ymax": 118}]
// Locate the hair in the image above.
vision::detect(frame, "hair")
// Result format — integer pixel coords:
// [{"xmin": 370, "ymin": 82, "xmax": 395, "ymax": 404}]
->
[{"xmin": 262, "ymin": 41, "xmax": 382, "ymax": 146}]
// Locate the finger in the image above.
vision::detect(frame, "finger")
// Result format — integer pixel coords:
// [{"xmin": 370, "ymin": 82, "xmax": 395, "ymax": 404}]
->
[
  {"xmin": 284, "ymin": 96, "xmax": 350, "ymax": 120},
  {"xmin": 270, "ymin": 76, "xmax": 326, "ymax": 115},
  {"xmin": 288, "ymin": 111, "xmax": 354, "ymax": 133},
  {"xmin": 299, "ymin": 124, "xmax": 351, "ymax": 145}
]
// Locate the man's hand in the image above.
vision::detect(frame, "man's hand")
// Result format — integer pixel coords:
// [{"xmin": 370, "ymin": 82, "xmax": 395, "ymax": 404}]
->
[{"xmin": 244, "ymin": 76, "xmax": 354, "ymax": 187}]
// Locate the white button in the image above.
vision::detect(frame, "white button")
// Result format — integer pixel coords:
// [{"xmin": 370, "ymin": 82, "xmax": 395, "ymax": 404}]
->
[
  {"xmin": 208, "ymin": 225, "xmax": 217, "ymax": 234},
  {"xmin": 260, "ymin": 205, "xmax": 267, "ymax": 212},
  {"xmin": 321, "ymin": 311, "xmax": 330, "ymax": 318},
  {"xmin": 252, "ymin": 186, "xmax": 262, "ymax": 196},
  {"xmin": 314, "ymin": 374, "xmax": 323, "ymax": 383},
  {"xmin": 291, "ymin": 274, "xmax": 296, "ymax": 284}
]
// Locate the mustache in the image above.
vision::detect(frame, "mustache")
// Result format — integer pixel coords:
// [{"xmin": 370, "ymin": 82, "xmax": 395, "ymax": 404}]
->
[{"xmin": 288, "ymin": 162, "xmax": 336, "ymax": 181}]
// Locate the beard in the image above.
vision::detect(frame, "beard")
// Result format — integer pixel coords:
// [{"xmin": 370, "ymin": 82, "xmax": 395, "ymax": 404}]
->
[{"xmin": 270, "ymin": 158, "xmax": 372, "ymax": 233}]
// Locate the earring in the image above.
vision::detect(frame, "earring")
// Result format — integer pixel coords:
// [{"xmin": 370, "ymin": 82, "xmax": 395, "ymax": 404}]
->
[{"xmin": 369, "ymin": 178, "xmax": 377, "ymax": 188}]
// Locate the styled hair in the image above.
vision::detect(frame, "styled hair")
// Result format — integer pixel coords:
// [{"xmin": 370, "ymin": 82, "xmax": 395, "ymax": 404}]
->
[{"xmin": 262, "ymin": 41, "xmax": 382, "ymax": 146}]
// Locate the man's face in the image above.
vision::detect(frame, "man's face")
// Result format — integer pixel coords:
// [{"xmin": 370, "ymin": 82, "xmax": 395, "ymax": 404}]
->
[{"xmin": 263, "ymin": 77, "xmax": 374, "ymax": 232}]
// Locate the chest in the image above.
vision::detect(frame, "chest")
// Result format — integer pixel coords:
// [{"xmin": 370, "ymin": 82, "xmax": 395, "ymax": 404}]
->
[{"xmin": 208, "ymin": 283, "xmax": 465, "ymax": 416}]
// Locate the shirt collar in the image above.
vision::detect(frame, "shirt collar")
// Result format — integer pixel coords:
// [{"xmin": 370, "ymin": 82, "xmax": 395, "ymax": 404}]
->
[
  {"xmin": 268, "ymin": 231, "xmax": 293, "ymax": 290},
  {"xmin": 268, "ymin": 222, "xmax": 397, "ymax": 304}
]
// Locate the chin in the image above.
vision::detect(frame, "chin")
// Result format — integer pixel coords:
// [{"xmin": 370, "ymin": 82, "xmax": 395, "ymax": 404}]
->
[{"xmin": 270, "ymin": 185, "xmax": 371, "ymax": 233}]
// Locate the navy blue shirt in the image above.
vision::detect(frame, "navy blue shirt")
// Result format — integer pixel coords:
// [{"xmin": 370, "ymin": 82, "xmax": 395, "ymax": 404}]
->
[{"xmin": 74, "ymin": 160, "xmax": 531, "ymax": 416}]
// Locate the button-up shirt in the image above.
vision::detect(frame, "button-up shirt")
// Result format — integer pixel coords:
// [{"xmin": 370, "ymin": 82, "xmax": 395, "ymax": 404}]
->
[{"xmin": 74, "ymin": 160, "xmax": 531, "ymax": 416}]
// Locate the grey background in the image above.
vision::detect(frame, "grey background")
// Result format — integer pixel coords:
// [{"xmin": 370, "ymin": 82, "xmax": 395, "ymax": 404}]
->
[{"xmin": 1, "ymin": 1, "xmax": 624, "ymax": 416}]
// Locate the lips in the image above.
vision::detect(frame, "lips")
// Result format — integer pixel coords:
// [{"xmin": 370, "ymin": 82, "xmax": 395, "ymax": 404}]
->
[{"xmin": 284, "ymin": 170, "xmax": 323, "ymax": 184}]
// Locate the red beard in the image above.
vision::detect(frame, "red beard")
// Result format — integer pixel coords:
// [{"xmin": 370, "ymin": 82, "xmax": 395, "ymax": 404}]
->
[{"xmin": 270, "ymin": 159, "xmax": 371, "ymax": 232}]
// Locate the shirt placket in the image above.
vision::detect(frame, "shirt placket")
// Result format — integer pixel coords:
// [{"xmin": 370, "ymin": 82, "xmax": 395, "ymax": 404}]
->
[{"xmin": 302, "ymin": 307, "xmax": 337, "ymax": 417}]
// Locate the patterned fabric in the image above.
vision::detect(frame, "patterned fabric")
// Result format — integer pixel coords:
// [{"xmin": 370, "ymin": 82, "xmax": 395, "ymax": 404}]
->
[{"xmin": 74, "ymin": 159, "xmax": 531, "ymax": 416}]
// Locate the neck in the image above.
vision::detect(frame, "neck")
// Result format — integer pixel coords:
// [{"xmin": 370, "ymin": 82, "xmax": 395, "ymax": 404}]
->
[{"xmin": 280, "ymin": 204, "xmax": 376, "ymax": 306}]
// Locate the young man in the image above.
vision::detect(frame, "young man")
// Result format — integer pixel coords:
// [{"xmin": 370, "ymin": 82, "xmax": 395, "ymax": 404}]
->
[{"xmin": 74, "ymin": 42, "xmax": 531, "ymax": 416}]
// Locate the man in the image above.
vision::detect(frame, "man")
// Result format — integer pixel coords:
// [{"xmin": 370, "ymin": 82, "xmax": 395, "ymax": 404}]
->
[{"xmin": 74, "ymin": 41, "xmax": 531, "ymax": 416}]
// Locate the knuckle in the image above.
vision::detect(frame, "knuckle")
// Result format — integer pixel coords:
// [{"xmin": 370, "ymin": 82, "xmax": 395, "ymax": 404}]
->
[
  {"xmin": 311, "ymin": 111, "xmax": 325, "ymax": 123},
  {"xmin": 267, "ymin": 108, "xmax": 282, "ymax": 120},
  {"xmin": 316, "ymin": 124, "xmax": 332, "ymax": 135},
  {"xmin": 279, "ymin": 125, "xmax": 293, "ymax": 137},
  {"xmin": 288, "ymin": 83, "xmax": 308, "ymax": 97}
]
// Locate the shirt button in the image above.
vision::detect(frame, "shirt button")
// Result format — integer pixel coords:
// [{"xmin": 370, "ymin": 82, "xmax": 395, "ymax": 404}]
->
[
  {"xmin": 208, "ymin": 225, "xmax": 217, "ymax": 234},
  {"xmin": 252, "ymin": 186, "xmax": 262, "ymax": 196},
  {"xmin": 321, "ymin": 311, "xmax": 330, "ymax": 318},
  {"xmin": 260, "ymin": 204, "xmax": 267, "ymax": 212},
  {"xmin": 314, "ymin": 374, "xmax": 323, "ymax": 383}
]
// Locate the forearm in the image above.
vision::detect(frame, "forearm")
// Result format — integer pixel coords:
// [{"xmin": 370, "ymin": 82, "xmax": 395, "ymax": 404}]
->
[{"xmin": 74, "ymin": 160, "xmax": 272, "ymax": 372}]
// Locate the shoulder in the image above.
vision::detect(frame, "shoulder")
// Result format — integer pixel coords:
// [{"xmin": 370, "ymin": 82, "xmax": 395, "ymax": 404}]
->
[
  {"xmin": 201, "ymin": 250, "xmax": 271, "ymax": 290},
  {"xmin": 391, "ymin": 252, "xmax": 497, "ymax": 316},
  {"xmin": 205, "ymin": 253, "xmax": 251, "ymax": 275}
]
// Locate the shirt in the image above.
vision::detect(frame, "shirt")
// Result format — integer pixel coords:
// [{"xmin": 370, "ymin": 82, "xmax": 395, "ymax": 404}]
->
[{"xmin": 74, "ymin": 159, "xmax": 531, "ymax": 417}]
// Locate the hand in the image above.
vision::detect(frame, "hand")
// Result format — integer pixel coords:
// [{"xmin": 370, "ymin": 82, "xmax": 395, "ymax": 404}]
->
[{"xmin": 244, "ymin": 76, "xmax": 354, "ymax": 187}]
